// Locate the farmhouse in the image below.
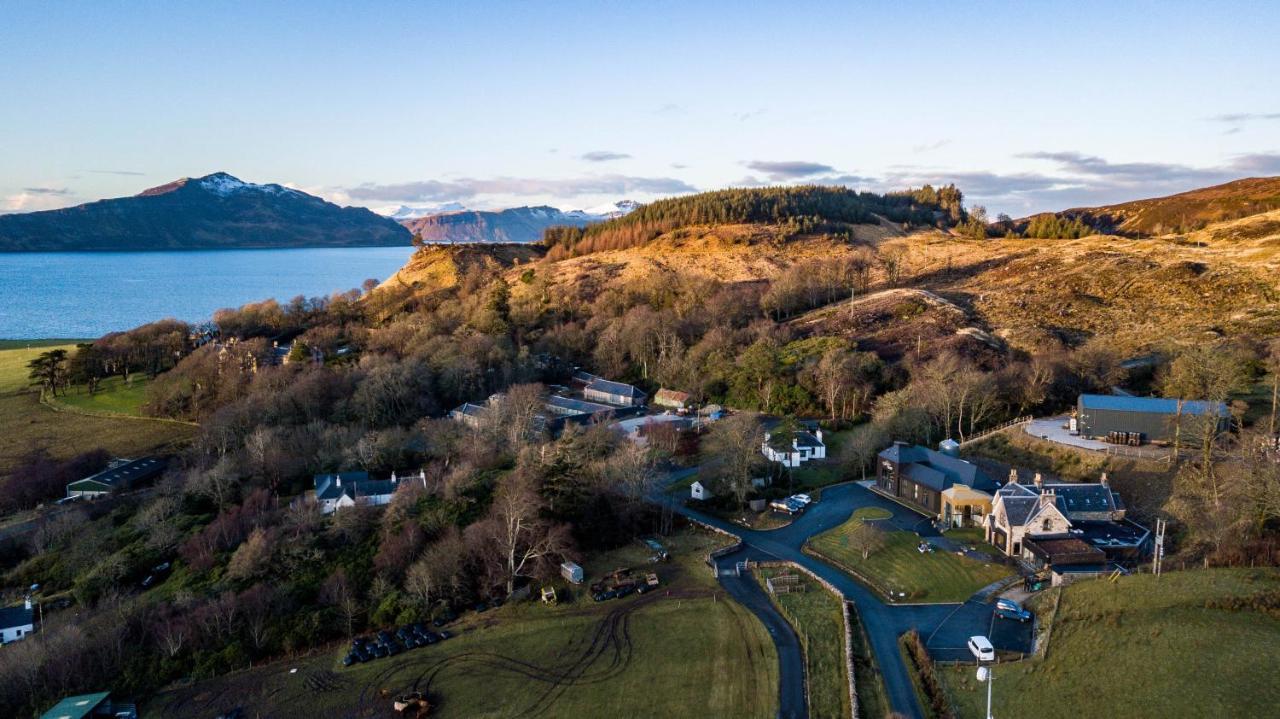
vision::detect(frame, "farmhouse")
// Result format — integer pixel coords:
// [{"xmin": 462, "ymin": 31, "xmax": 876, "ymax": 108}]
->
[
  {"xmin": 985, "ymin": 472, "xmax": 1150, "ymax": 574},
  {"xmin": 65, "ymin": 457, "xmax": 167, "ymax": 499},
  {"xmin": 1075, "ymin": 394, "xmax": 1229, "ymax": 443},
  {"xmin": 449, "ymin": 401, "xmax": 489, "ymax": 428},
  {"xmin": 762, "ymin": 429, "xmax": 826, "ymax": 468},
  {"xmin": 314, "ymin": 471, "xmax": 411, "ymax": 514},
  {"xmin": 0, "ymin": 599, "xmax": 34, "ymax": 644},
  {"xmin": 584, "ymin": 378, "xmax": 647, "ymax": 407},
  {"xmin": 653, "ymin": 388, "xmax": 692, "ymax": 410},
  {"xmin": 875, "ymin": 442, "xmax": 996, "ymax": 517}
]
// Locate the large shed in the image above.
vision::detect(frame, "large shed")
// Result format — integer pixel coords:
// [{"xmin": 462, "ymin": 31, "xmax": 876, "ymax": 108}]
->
[{"xmin": 1075, "ymin": 394, "xmax": 1229, "ymax": 443}]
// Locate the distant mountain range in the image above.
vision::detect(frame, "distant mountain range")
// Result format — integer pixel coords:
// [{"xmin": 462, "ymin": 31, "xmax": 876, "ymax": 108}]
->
[
  {"xmin": 0, "ymin": 172, "xmax": 410, "ymax": 251},
  {"xmin": 399, "ymin": 200, "xmax": 640, "ymax": 244}
]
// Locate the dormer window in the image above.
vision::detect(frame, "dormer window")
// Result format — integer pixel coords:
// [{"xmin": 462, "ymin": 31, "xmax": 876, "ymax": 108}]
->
[{"xmin": 1042, "ymin": 518, "xmax": 1052, "ymax": 531}]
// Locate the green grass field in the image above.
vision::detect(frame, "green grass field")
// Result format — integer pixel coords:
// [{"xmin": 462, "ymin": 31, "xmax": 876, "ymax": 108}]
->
[
  {"xmin": 54, "ymin": 375, "xmax": 153, "ymax": 416},
  {"xmin": 0, "ymin": 345, "xmax": 194, "ymax": 476},
  {"xmin": 940, "ymin": 568, "xmax": 1280, "ymax": 719},
  {"xmin": 759, "ymin": 567, "xmax": 851, "ymax": 719},
  {"xmin": 809, "ymin": 519, "xmax": 1013, "ymax": 603},
  {"xmin": 146, "ymin": 531, "xmax": 780, "ymax": 719}
]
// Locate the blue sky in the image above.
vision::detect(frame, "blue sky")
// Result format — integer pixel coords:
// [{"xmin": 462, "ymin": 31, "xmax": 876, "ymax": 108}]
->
[{"xmin": 3, "ymin": 0, "xmax": 1278, "ymax": 217}]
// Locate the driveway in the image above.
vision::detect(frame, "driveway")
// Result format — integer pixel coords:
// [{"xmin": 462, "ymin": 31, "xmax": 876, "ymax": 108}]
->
[
  {"xmin": 656, "ymin": 477, "xmax": 1033, "ymax": 719},
  {"xmin": 716, "ymin": 565, "xmax": 808, "ymax": 719}
]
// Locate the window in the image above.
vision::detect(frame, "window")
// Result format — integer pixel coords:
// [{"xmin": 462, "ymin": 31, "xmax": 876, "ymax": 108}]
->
[{"xmin": 1042, "ymin": 518, "xmax": 1052, "ymax": 531}]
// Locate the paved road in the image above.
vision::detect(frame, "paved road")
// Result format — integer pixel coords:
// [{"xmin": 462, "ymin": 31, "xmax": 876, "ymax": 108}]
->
[
  {"xmin": 717, "ymin": 566, "xmax": 808, "ymax": 719},
  {"xmin": 659, "ymin": 475, "xmax": 1033, "ymax": 719}
]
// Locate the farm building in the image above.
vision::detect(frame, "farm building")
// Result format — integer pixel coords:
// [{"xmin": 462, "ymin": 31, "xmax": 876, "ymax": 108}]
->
[
  {"xmin": 65, "ymin": 457, "xmax": 167, "ymax": 499},
  {"xmin": 38, "ymin": 691, "xmax": 136, "ymax": 719},
  {"xmin": 0, "ymin": 600, "xmax": 34, "ymax": 644},
  {"xmin": 875, "ymin": 442, "xmax": 996, "ymax": 517},
  {"xmin": 583, "ymin": 378, "xmax": 647, "ymax": 407},
  {"xmin": 653, "ymin": 388, "xmax": 692, "ymax": 410},
  {"xmin": 1075, "ymin": 394, "xmax": 1229, "ymax": 443}
]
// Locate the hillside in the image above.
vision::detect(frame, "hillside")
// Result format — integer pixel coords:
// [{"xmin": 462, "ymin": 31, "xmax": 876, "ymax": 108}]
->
[
  {"xmin": 379, "ymin": 242, "xmax": 545, "ymax": 292},
  {"xmin": 1024, "ymin": 176, "xmax": 1280, "ymax": 237},
  {"xmin": 401, "ymin": 205, "xmax": 598, "ymax": 244},
  {"xmin": 0, "ymin": 172, "xmax": 410, "ymax": 251}
]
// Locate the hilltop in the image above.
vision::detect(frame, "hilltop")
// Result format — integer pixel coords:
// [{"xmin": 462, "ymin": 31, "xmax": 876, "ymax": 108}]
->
[
  {"xmin": 1018, "ymin": 176, "xmax": 1280, "ymax": 237},
  {"xmin": 0, "ymin": 172, "xmax": 410, "ymax": 251},
  {"xmin": 402, "ymin": 205, "xmax": 598, "ymax": 244}
]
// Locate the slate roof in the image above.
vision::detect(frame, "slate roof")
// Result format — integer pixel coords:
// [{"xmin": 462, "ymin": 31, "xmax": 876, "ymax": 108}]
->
[
  {"xmin": 1001, "ymin": 496, "xmax": 1041, "ymax": 526},
  {"xmin": 879, "ymin": 443, "xmax": 995, "ymax": 492},
  {"xmin": 0, "ymin": 604, "xmax": 34, "ymax": 629},
  {"xmin": 545, "ymin": 395, "xmax": 615, "ymax": 416},
  {"xmin": 585, "ymin": 378, "xmax": 647, "ymax": 400},
  {"xmin": 1078, "ymin": 394, "xmax": 1228, "ymax": 417},
  {"xmin": 793, "ymin": 431, "xmax": 824, "ymax": 449},
  {"xmin": 313, "ymin": 472, "xmax": 399, "ymax": 502},
  {"xmin": 450, "ymin": 402, "xmax": 487, "ymax": 418},
  {"xmin": 1043, "ymin": 482, "xmax": 1119, "ymax": 514}
]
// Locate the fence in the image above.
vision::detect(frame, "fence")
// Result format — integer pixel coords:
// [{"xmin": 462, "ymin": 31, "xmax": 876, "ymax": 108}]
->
[{"xmin": 957, "ymin": 415, "xmax": 1032, "ymax": 448}]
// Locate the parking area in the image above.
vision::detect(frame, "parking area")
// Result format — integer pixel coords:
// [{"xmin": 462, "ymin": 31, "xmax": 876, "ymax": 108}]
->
[{"xmin": 1024, "ymin": 416, "xmax": 1110, "ymax": 451}]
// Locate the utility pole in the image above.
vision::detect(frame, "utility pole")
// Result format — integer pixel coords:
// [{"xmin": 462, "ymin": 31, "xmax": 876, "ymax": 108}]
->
[{"xmin": 978, "ymin": 664, "xmax": 994, "ymax": 719}]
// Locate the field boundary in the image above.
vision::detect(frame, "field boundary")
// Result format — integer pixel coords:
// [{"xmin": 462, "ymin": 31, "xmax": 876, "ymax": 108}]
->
[
  {"xmin": 755, "ymin": 559, "xmax": 859, "ymax": 719},
  {"xmin": 39, "ymin": 390, "xmax": 199, "ymax": 427}
]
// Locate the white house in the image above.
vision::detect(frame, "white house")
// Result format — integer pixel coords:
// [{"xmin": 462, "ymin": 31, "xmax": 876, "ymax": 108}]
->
[
  {"xmin": 0, "ymin": 600, "xmax": 35, "ymax": 644},
  {"xmin": 314, "ymin": 471, "xmax": 422, "ymax": 514},
  {"xmin": 761, "ymin": 429, "xmax": 826, "ymax": 468},
  {"xmin": 583, "ymin": 378, "xmax": 647, "ymax": 407},
  {"xmin": 690, "ymin": 480, "xmax": 714, "ymax": 501}
]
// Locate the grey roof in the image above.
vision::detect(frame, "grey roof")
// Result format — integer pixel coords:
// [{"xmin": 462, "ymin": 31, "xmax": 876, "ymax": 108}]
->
[
  {"xmin": 793, "ymin": 431, "xmax": 824, "ymax": 449},
  {"xmin": 546, "ymin": 395, "xmax": 615, "ymax": 415},
  {"xmin": 450, "ymin": 402, "xmax": 487, "ymax": 418},
  {"xmin": 879, "ymin": 443, "xmax": 995, "ymax": 492},
  {"xmin": 1078, "ymin": 394, "xmax": 1228, "ymax": 417},
  {"xmin": 1042, "ymin": 482, "xmax": 1118, "ymax": 514},
  {"xmin": 313, "ymin": 472, "xmax": 379, "ymax": 501},
  {"xmin": 585, "ymin": 378, "xmax": 647, "ymax": 399},
  {"xmin": 0, "ymin": 604, "xmax": 34, "ymax": 629},
  {"xmin": 67, "ymin": 457, "xmax": 166, "ymax": 490},
  {"xmin": 1001, "ymin": 496, "xmax": 1040, "ymax": 526}
]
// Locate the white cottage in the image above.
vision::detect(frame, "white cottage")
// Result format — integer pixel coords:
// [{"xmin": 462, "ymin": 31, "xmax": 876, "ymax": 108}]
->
[
  {"xmin": 314, "ymin": 470, "xmax": 423, "ymax": 514},
  {"xmin": 690, "ymin": 480, "xmax": 714, "ymax": 501},
  {"xmin": 761, "ymin": 429, "xmax": 826, "ymax": 468},
  {"xmin": 0, "ymin": 600, "xmax": 35, "ymax": 644}
]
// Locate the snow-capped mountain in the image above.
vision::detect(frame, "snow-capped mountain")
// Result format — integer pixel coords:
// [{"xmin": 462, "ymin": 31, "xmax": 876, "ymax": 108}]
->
[
  {"xmin": 580, "ymin": 199, "xmax": 641, "ymax": 219},
  {"xmin": 401, "ymin": 204, "xmax": 622, "ymax": 244},
  {"xmin": 0, "ymin": 172, "xmax": 409, "ymax": 251},
  {"xmin": 381, "ymin": 202, "xmax": 467, "ymax": 221}
]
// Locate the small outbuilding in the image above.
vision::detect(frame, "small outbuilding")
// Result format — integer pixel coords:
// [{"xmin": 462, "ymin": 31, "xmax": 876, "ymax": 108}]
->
[
  {"xmin": 38, "ymin": 691, "xmax": 136, "ymax": 719},
  {"xmin": 653, "ymin": 388, "xmax": 692, "ymax": 410},
  {"xmin": 690, "ymin": 480, "xmax": 714, "ymax": 501},
  {"xmin": 561, "ymin": 561, "xmax": 584, "ymax": 584}
]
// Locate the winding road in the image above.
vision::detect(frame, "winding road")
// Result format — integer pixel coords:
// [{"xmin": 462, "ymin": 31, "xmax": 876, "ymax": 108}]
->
[{"xmin": 657, "ymin": 474, "xmax": 1033, "ymax": 719}]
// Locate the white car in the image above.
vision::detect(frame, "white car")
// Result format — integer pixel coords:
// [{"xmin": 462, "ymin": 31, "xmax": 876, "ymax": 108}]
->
[
  {"xmin": 791, "ymin": 494, "xmax": 813, "ymax": 505},
  {"xmin": 967, "ymin": 635, "xmax": 995, "ymax": 662}
]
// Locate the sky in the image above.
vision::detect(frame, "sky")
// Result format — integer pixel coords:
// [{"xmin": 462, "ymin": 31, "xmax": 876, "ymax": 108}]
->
[{"xmin": 3, "ymin": 0, "xmax": 1279, "ymax": 218}]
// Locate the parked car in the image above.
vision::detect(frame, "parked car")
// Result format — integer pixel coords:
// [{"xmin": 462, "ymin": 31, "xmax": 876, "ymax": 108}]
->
[
  {"xmin": 967, "ymin": 635, "xmax": 995, "ymax": 662},
  {"xmin": 994, "ymin": 598, "xmax": 1033, "ymax": 623},
  {"xmin": 438, "ymin": 630, "xmax": 453, "ymax": 640},
  {"xmin": 792, "ymin": 494, "xmax": 813, "ymax": 505}
]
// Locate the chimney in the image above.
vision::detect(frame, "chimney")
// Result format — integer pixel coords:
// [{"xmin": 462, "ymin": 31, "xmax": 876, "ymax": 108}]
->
[
  {"xmin": 335, "ymin": 475, "xmax": 341, "ymax": 487},
  {"xmin": 419, "ymin": 469, "xmax": 427, "ymax": 488},
  {"xmin": 24, "ymin": 595, "xmax": 32, "ymax": 611},
  {"xmin": 1099, "ymin": 472, "xmax": 1110, "ymax": 488},
  {"xmin": 1008, "ymin": 469, "xmax": 1018, "ymax": 485},
  {"xmin": 1033, "ymin": 473, "xmax": 1043, "ymax": 490},
  {"xmin": 391, "ymin": 471, "xmax": 398, "ymax": 484}
]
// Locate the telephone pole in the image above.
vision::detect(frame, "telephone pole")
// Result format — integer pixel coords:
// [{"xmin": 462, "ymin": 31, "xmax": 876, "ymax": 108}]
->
[{"xmin": 1153, "ymin": 518, "xmax": 1166, "ymax": 577}]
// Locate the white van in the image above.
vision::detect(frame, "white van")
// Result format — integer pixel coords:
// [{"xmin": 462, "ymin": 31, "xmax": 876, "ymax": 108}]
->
[{"xmin": 967, "ymin": 635, "xmax": 995, "ymax": 662}]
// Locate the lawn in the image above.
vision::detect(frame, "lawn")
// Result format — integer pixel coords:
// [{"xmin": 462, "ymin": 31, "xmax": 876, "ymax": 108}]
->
[
  {"xmin": 939, "ymin": 568, "xmax": 1280, "ymax": 719},
  {"xmin": 759, "ymin": 567, "xmax": 852, "ymax": 719},
  {"xmin": 146, "ymin": 531, "xmax": 781, "ymax": 719},
  {"xmin": 54, "ymin": 374, "xmax": 153, "ymax": 416},
  {"xmin": 808, "ymin": 518, "xmax": 1013, "ymax": 603},
  {"xmin": 0, "ymin": 345, "xmax": 194, "ymax": 477}
]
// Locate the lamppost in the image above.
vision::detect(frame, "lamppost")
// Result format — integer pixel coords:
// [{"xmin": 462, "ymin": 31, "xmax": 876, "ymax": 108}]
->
[{"xmin": 977, "ymin": 664, "xmax": 994, "ymax": 719}]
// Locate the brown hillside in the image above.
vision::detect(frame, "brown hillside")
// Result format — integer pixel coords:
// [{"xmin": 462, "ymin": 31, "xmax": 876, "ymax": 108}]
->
[
  {"xmin": 379, "ymin": 243, "xmax": 544, "ymax": 292},
  {"xmin": 1059, "ymin": 176, "xmax": 1280, "ymax": 236}
]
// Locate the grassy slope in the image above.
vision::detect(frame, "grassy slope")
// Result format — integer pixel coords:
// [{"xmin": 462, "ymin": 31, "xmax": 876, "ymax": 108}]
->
[
  {"xmin": 55, "ymin": 375, "xmax": 152, "ymax": 416},
  {"xmin": 810, "ymin": 518, "xmax": 1012, "ymax": 603},
  {"xmin": 146, "ymin": 531, "xmax": 779, "ymax": 719},
  {"xmin": 0, "ymin": 345, "xmax": 193, "ymax": 476},
  {"xmin": 940, "ymin": 568, "xmax": 1280, "ymax": 719},
  {"xmin": 759, "ymin": 567, "xmax": 851, "ymax": 719}
]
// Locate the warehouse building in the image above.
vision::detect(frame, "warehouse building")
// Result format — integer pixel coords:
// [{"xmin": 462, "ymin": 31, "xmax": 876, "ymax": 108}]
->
[{"xmin": 1074, "ymin": 394, "xmax": 1229, "ymax": 443}]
